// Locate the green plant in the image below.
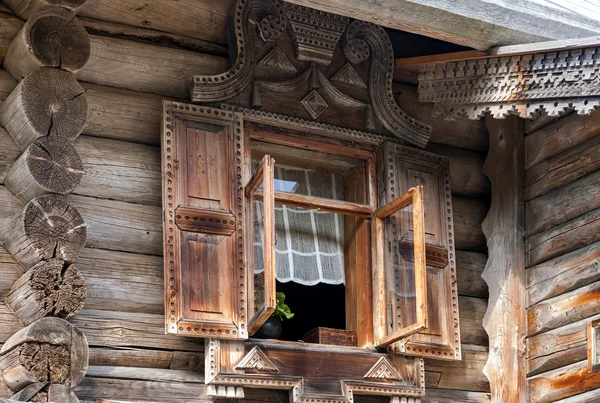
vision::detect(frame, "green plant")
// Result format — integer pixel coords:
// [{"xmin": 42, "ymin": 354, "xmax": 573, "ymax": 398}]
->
[{"xmin": 271, "ymin": 292, "xmax": 294, "ymax": 320}]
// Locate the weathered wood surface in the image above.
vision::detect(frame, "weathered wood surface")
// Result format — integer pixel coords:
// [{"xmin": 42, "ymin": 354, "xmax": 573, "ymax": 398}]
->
[
  {"xmin": 396, "ymin": 83, "xmax": 488, "ymax": 152},
  {"xmin": 453, "ymin": 196, "xmax": 488, "ymax": 252},
  {"xmin": 529, "ymin": 360, "xmax": 600, "ymax": 403},
  {"xmin": 525, "ymin": 108, "xmax": 600, "ymax": 169},
  {"xmin": 0, "ymin": 67, "xmax": 87, "ymax": 151},
  {"xmin": 4, "ymin": 7, "xmax": 90, "ymax": 80},
  {"xmin": 426, "ymin": 143, "xmax": 490, "ymax": 198},
  {"xmin": 526, "ymin": 169, "xmax": 600, "ymax": 237},
  {"xmin": 77, "ymin": 35, "xmax": 228, "ymax": 98},
  {"xmin": 525, "ymin": 111, "xmax": 572, "ymax": 136},
  {"xmin": 0, "ymin": 70, "xmax": 16, "ymax": 103},
  {"xmin": 78, "ymin": 0, "xmax": 231, "ymax": 45},
  {"xmin": 527, "ymin": 241, "xmax": 600, "ymax": 307},
  {"xmin": 3, "ymin": 194, "xmax": 86, "ymax": 270},
  {"xmin": 73, "ymin": 135, "xmax": 161, "ymax": 206},
  {"xmin": 457, "ymin": 251, "xmax": 488, "ymax": 299},
  {"xmin": 424, "ymin": 344, "xmax": 489, "ymax": 392},
  {"xmin": 88, "ymin": 347, "xmax": 203, "ymax": 370},
  {"xmin": 0, "ymin": 248, "xmax": 22, "ymax": 302},
  {"xmin": 6, "ymin": 259, "xmax": 86, "ymax": 326},
  {"xmin": 68, "ymin": 194, "xmax": 162, "ymax": 256},
  {"xmin": 481, "ymin": 116, "xmax": 527, "ymax": 402},
  {"xmin": 527, "ymin": 314, "xmax": 595, "ymax": 377},
  {"xmin": 527, "ymin": 280, "xmax": 600, "ymax": 337},
  {"xmin": 5, "ymin": 136, "xmax": 85, "ymax": 203},
  {"xmin": 0, "ymin": 317, "xmax": 88, "ymax": 391},
  {"xmin": 526, "ymin": 130, "xmax": 600, "ymax": 200},
  {"xmin": 0, "ymin": 11, "xmax": 22, "ymax": 64},
  {"xmin": 526, "ymin": 206, "xmax": 600, "ymax": 267},
  {"xmin": 0, "ymin": 128, "xmax": 20, "ymax": 185},
  {"xmin": 4, "ymin": 0, "xmax": 87, "ymax": 19}
]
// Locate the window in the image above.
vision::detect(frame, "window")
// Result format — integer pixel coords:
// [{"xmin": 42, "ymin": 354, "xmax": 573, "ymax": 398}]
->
[
  {"xmin": 162, "ymin": 103, "xmax": 461, "ymax": 361},
  {"xmin": 588, "ymin": 319, "xmax": 600, "ymax": 373}
]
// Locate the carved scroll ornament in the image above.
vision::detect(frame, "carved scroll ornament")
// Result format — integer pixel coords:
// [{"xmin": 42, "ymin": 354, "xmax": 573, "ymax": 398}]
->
[
  {"xmin": 418, "ymin": 47, "xmax": 600, "ymax": 120},
  {"xmin": 191, "ymin": 0, "xmax": 432, "ymax": 148}
]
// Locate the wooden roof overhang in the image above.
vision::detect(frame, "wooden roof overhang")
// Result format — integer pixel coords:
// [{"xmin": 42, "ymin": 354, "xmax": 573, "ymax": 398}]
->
[{"xmin": 415, "ymin": 38, "xmax": 600, "ymax": 120}]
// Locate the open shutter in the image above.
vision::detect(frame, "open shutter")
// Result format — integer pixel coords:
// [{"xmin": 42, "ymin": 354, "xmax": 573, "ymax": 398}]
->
[
  {"xmin": 246, "ymin": 155, "xmax": 276, "ymax": 335},
  {"xmin": 376, "ymin": 142, "xmax": 461, "ymax": 361},
  {"xmin": 373, "ymin": 186, "xmax": 427, "ymax": 348},
  {"xmin": 162, "ymin": 102, "xmax": 247, "ymax": 339}
]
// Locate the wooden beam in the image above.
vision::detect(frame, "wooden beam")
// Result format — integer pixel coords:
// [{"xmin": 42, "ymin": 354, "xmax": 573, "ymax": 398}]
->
[
  {"xmin": 490, "ymin": 35, "xmax": 600, "ymax": 56},
  {"xmin": 395, "ymin": 50, "xmax": 488, "ymax": 73},
  {"xmin": 481, "ymin": 115, "xmax": 527, "ymax": 402},
  {"xmin": 285, "ymin": 0, "xmax": 600, "ymax": 50}
]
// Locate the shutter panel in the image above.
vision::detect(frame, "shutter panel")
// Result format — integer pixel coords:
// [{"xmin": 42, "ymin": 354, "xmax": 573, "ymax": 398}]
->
[
  {"xmin": 377, "ymin": 142, "xmax": 461, "ymax": 361},
  {"xmin": 162, "ymin": 102, "xmax": 247, "ymax": 339}
]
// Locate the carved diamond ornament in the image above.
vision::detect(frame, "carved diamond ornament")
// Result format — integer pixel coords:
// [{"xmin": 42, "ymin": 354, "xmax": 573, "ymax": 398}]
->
[
  {"xmin": 364, "ymin": 357, "xmax": 403, "ymax": 383},
  {"xmin": 235, "ymin": 346, "xmax": 279, "ymax": 373},
  {"xmin": 301, "ymin": 90, "xmax": 328, "ymax": 119}
]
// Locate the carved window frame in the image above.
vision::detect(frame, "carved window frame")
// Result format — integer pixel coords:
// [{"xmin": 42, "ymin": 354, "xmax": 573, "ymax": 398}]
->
[{"xmin": 588, "ymin": 319, "xmax": 600, "ymax": 373}]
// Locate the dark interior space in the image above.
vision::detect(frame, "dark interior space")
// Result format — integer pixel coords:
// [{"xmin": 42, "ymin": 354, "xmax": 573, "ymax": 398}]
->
[{"xmin": 277, "ymin": 280, "xmax": 346, "ymax": 342}]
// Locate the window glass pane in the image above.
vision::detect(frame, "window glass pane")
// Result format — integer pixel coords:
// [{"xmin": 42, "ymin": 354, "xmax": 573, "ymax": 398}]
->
[{"xmin": 251, "ymin": 197, "xmax": 266, "ymax": 316}]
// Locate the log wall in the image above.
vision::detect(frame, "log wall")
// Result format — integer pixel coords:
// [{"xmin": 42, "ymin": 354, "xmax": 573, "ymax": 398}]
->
[
  {"xmin": 0, "ymin": 2, "xmax": 491, "ymax": 401},
  {"xmin": 525, "ymin": 109, "xmax": 600, "ymax": 402}
]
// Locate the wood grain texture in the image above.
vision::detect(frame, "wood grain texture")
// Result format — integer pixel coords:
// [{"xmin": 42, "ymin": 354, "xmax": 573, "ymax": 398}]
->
[
  {"xmin": 481, "ymin": 116, "xmax": 527, "ymax": 403},
  {"xmin": 4, "ymin": 0, "xmax": 87, "ymax": 19},
  {"xmin": 0, "ymin": 11, "xmax": 23, "ymax": 64},
  {"xmin": 529, "ymin": 360, "xmax": 600, "ymax": 403},
  {"xmin": 526, "ymin": 108, "xmax": 600, "ymax": 169},
  {"xmin": 526, "ymin": 169, "xmax": 600, "ymax": 237},
  {"xmin": 526, "ymin": 206, "xmax": 600, "ymax": 267},
  {"xmin": 78, "ymin": 35, "xmax": 228, "ymax": 98},
  {"xmin": 527, "ymin": 241, "xmax": 600, "ymax": 307},
  {"xmin": 0, "ymin": 128, "xmax": 20, "ymax": 185},
  {"xmin": 453, "ymin": 196, "xmax": 488, "ymax": 252},
  {"xmin": 424, "ymin": 344, "xmax": 489, "ymax": 392},
  {"xmin": 456, "ymin": 251, "xmax": 488, "ymax": 299},
  {"xmin": 78, "ymin": 0, "xmax": 231, "ymax": 45}
]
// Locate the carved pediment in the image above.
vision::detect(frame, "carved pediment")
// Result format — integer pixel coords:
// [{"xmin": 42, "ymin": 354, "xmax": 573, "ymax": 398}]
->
[
  {"xmin": 191, "ymin": 0, "xmax": 432, "ymax": 148},
  {"xmin": 235, "ymin": 346, "xmax": 279, "ymax": 373},
  {"xmin": 364, "ymin": 357, "xmax": 403, "ymax": 383}
]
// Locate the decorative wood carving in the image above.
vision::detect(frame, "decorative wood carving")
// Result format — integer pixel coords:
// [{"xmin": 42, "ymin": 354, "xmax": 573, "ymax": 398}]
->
[
  {"xmin": 364, "ymin": 357, "xmax": 403, "ymax": 383},
  {"xmin": 235, "ymin": 346, "xmax": 279, "ymax": 373},
  {"xmin": 191, "ymin": 0, "xmax": 431, "ymax": 148},
  {"xmin": 206, "ymin": 339, "xmax": 425, "ymax": 402},
  {"xmin": 418, "ymin": 47, "xmax": 600, "ymax": 120}
]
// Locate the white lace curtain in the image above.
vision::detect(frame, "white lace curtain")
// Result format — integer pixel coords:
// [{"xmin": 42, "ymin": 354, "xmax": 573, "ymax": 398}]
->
[{"xmin": 253, "ymin": 165, "xmax": 345, "ymax": 285}]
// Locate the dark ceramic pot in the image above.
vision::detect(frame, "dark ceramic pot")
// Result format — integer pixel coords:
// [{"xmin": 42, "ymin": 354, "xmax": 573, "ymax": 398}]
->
[{"xmin": 254, "ymin": 317, "xmax": 282, "ymax": 339}]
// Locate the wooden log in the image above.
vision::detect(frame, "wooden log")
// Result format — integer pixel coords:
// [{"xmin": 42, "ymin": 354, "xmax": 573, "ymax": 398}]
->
[
  {"xmin": 395, "ymin": 83, "xmax": 488, "ymax": 152},
  {"xmin": 0, "ymin": 70, "xmax": 16, "ymax": 103},
  {"xmin": 0, "ymin": 248, "xmax": 22, "ymax": 304},
  {"xmin": 0, "ymin": 13, "xmax": 23, "ymax": 65},
  {"xmin": 527, "ymin": 280, "xmax": 600, "ymax": 337},
  {"xmin": 6, "ymin": 259, "xmax": 86, "ymax": 326},
  {"xmin": 0, "ymin": 317, "xmax": 88, "ymax": 391},
  {"xmin": 526, "ymin": 207, "xmax": 600, "ymax": 267},
  {"xmin": 528, "ymin": 360, "xmax": 600, "ymax": 403},
  {"xmin": 422, "ymin": 389, "xmax": 490, "ymax": 402},
  {"xmin": 73, "ymin": 135, "xmax": 160, "ymax": 206},
  {"xmin": 9, "ymin": 382, "xmax": 80, "ymax": 403},
  {"xmin": 0, "ymin": 67, "xmax": 87, "ymax": 151},
  {"xmin": 46, "ymin": 384, "xmax": 79, "ymax": 403},
  {"xmin": 426, "ymin": 143, "xmax": 490, "ymax": 199},
  {"xmin": 5, "ymin": 136, "xmax": 84, "ymax": 203},
  {"xmin": 68, "ymin": 194, "xmax": 161, "ymax": 256},
  {"xmin": 526, "ymin": 132, "xmax": 600, "ymax": 200},
  {"xmin": 0, "ymin": 128, "xmax": 20, "ymax": 186},
  {"xmin": 88, "ymin": 347, "xmax": 203, "ymax": 371},
  {"xmin": 480, "ymin": 116, "xmax": 527, "ymax": 403},
  {"xmin": 78, "ymin": 0, "xmax": 230, "ymax": 45},
  {"xmin": 456, "ymin": 251, "xmax": 488, "ymax": 299},
  {"xmin": 527, "ymin": 241, "xmax": 600, "ymax": 307},
  {"xmin": 526, "ymin": 108, "xmax": 600, "ymax": 169},
  {"xmin": 459, "ymin": 297, "xmax": 488, "ymax": 346},
  {"xmin": 5, "ymin": 0, "xmax": 87, "ymax": 20},
  {"xmin": 452, "ymin": 196, "xmax": 488, "ymax": 252},
  {"xmin": 4, "ymin": 7, "xmax": 90, "ymax": 80},
  {"xmin": 526, "ymin": 169, "xmax": 600, "ymax": 236},
  {"xmin": 3, "ymin": 194, "xmax": 87, "ymax": 270},
  {"xmin": 526, "ymin": 314, "xmax": 594, "ymax": 377},
  {"xmin": 81, "ymin": 82, "xmax": 164, "ymax": 146},
  {"xmin": 77, "ymin": 35, "xmax": 227, "ymax": 98}
]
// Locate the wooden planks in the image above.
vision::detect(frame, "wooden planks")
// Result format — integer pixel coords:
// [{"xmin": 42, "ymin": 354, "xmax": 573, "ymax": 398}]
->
[
  {"xmin": 89, "ymin": 348, "xmax": 203, "ymax": 370},
  {"xmin": 453, "ymin": 196, "xmax": 488, "ymax": 252},
  {"xmin": 424, "ymin": 344, "xmax": 489, "ymax": 392},
  {"xmin": 456, "ymin": 251, "xmax": 488, "ymax": 299},
  {"xmin": 78, "ymin": 35, "xmax": 228, "ymax": 98}
]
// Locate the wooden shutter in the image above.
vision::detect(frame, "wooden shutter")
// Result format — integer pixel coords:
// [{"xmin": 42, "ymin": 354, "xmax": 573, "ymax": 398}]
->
[
  {"xmin": 377, "ymin": 142, "xmax": 461, "ymax": 361},
  {"xmin": 162, "ymin": 102, "xmax": 247, "ymax": 339},
  {"xmin": 373, "ymin": 186, "xmax": 428, "ymax": 348},
  {"xmin": 246, "ymin": 155, "xmax": 276, "ymax": 335}
]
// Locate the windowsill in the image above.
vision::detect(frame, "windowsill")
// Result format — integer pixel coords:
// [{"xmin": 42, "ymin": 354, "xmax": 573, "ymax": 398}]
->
[{"xmin": 246, "ymin": 337, "xmax": 379, "ymax": 354}]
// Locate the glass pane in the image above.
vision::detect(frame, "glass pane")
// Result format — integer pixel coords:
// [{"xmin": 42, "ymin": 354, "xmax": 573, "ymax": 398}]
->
[
  {"xmin": 595, "ymin": 326, "xmax": 600, "ymax": 365},
  {"xmin": 385, "ymin": 204, "xmax": 418, "ymax": 335},
  {"xmin": 251, "ymin": 195, "xmax": 266, "ymax": 317}
]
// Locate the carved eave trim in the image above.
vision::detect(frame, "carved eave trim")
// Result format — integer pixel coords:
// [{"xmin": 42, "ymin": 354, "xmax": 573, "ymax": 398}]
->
[
  {"xmin": 191, "ymin": 0, "xmax": 432, "ymax": 149},
  {"xmin": 418, "ymin": 46, "xmax": 600, "ymax": 120}
]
